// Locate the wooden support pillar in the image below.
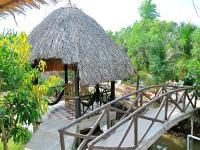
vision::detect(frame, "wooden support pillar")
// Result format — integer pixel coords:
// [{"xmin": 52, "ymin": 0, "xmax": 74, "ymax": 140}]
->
[
  {"xmin": 74, "ymin": 64, "xmax": 81, "ymax": 118},
  {"xmin": 64, "ymin": 64, "xmax": 68, "ymax": 84},
  {"xmin": 95, "ymin": 84, "xmax": 100, "ymax": 102},
  {"xmin": 110, "ymin": 81, "xmax": 115, "ymax": 101}
]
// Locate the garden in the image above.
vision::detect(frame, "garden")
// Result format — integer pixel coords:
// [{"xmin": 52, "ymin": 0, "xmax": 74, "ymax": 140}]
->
[{"xmin": 0, "ymin": 0, "xmax": 200, "ymax": 150}]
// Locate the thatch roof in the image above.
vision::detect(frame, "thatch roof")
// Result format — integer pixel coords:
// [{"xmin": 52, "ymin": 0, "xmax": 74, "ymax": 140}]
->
[
  {"xmin": 29, "ymin": 7, "xmax": 134, "ymax": 85},
  {"xmin": 0, "ymin": 0, "xmax": 57, "ymax": 17}
]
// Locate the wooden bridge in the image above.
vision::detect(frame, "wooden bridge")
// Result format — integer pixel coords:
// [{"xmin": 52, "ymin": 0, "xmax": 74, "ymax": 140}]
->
[{"xmin": 58, "ymin": 85, "xmax": 198, "ymax": 150}]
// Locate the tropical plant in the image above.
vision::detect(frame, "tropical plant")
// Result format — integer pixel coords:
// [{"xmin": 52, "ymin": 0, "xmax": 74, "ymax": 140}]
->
[
  {"xmin": 0, "ymin": 32, "xmax": 53, "ymax": 150},
  {"xmin": 138, "ymin": 0, "xmax": 160, "ymax": 20}
]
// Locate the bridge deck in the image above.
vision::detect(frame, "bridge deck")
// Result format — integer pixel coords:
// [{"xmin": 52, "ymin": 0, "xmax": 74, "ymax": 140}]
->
[{"xmin": 93, "ymin": 102, "xmax": 196, "ymax": 150}]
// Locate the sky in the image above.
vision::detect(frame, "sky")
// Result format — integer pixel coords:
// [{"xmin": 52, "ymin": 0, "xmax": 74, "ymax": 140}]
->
[{"xmin": 0, "ymin": 0, "xmax": 200, "ymax": 34}]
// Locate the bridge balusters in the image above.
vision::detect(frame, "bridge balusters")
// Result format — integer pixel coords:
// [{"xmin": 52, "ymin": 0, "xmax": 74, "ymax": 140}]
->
[
  {"xmin": 106, "ymin": 106, "xmax": 111, "ymax": 129},
  {"xmin": 165, "ymin": 95, "xmax": 169, "ymax": 120},
  {"xmin": 140, "ymin": 92, "xmax": 143, "ymax": 107},
  {"xmin": 117, "ymin": 117, "xmax": 135, "ymax": 148},
  {"xmin": 175, "ymin": 91, "xmax": 178, "ymax": 102},
  {"xmin": 195, "ymin": 95, "xmax": 198, "ymax": 108},
  {"xmin": 59, "ymin": 132, "xmax": 65, "ymax": 150},
  {"xmin": 183, "ymin": 91, "xmax": 186, "ymax": 112},
  {"xmin": 58, "ymin": 85, "xmax": 195, "ymax": 150},
  {"xmin": 134, "ymin": 117, "xmax": 138, "ymax": 147}
]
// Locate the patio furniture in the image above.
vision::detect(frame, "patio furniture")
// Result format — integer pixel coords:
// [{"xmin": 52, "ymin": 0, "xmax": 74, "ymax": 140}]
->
[
  {"xmin": 64, "ymin": 84, "xmax": 75, "ymax": 106},
  {"xmin": 80, "ymin": 85, "xmax": 90, "ymax": 96},
  {"xmin": 81, "ymin": 94, "xmax": 95, "ymax": 115},
  {"xmin": 99, "ymin": 86, "xmax": 111, "ymax": 105}
]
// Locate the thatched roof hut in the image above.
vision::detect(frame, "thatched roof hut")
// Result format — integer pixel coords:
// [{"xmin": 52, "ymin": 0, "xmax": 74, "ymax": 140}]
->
[
  {"xmin": 29, "ymin": 7, "xmax": 134, "ymax": 85},
  {"xmin": 0, "ymin": 0, "xmax": 57, "ymax": 17}
]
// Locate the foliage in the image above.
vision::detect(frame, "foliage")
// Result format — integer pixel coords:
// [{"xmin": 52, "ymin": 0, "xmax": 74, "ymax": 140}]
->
[
  {"xmin": 165, "ymin": 23, "xmax": 196, "ymax": 81},
  {"xmin": 107, "ymin": 27, "xmax": 131, "ymax": 52},
  {"xmin": 191, "ymin": 28, "xmax": 200, "ymax": 60},
  {"xmin": 42, "ymin": 76, "xmax": 64, "ymax": 97},
  {"xmin": 188, "ymin": 60, "xmax": 200, "ymax": 97},
  {"xmin": 0, "ymin": 140, "xmax": 24, "ymax": 150},
  {"xmin": 138, "ymin": 0, "xmax": 160, "ymax": 20},
  {"xmin": 108, "ymin": 0, "xmax": 200, "ymax": 89},
  {"xmin": 0, "ymin": 32, "xmax": 52, "ymax": 150},
  {"xmin": 126, "ymin": 20, "xmax": 177, "ymax": 87}
]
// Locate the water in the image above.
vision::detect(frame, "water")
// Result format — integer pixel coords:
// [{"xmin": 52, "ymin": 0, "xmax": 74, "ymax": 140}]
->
[{"xmin": 149, "ymin": 134, "xmax": 200, "ymax": 150}]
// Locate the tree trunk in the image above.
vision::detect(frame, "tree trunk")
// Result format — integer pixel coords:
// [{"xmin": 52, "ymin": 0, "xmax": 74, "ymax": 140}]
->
[
  {"xmin": 0, "ymin": 119, "xmax": 8, "ymax": 150},
  {"xmin": 3, "ymin": 139, "xmax": 8, "ymax": 150}
]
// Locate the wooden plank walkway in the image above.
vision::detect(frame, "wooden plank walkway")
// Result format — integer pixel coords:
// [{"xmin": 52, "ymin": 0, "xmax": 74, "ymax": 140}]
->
[
  {"xmin": 91, "ymin": 102, "xmax": 198, "ymax": 150},
  {"xmin": 48, "ymin": 85, "xmax": 198, "ymax": 150},
  {"xmin": 25, "ymin": 119, "xmax": 75, "ymax": 150}
]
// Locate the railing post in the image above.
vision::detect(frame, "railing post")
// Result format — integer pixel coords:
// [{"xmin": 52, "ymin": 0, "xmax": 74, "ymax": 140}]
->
[
  {"xmin": 134, "ymin": 117, "xmax": 138, "ymax": 146},
  {"xmin": 191, "ymin": 116, "xmax": 194, "ymax": 136},
  {"xmin": 176, "ymin": 91, "xmax": 178, "ymax": 102},
  {"xmin": 190, "ymin": 117, "xmax": 194, "ymax": 150},
  {"xmin": 59, "ymin": 131, "xmax": 65, "ymax": 150},
  {"xmin": 140, "ymin": 92, "xmax": 143, "ymax": 107},
  {"xmin": 165, "ymin": 96, "xmax": 168, "ymax": 120},
  {"xmin": 183, "ymin": 91, "xmax": 186, "ymax": 112},
  {"xmin": 194, "ymin": 95, "xmax": 197, "ymax": 108},
  {"xmin": 135, "ymin": 92, "xmax": 139, "ymax": 107},
  {"xmin": 106, "ymin": 106, "xmax": 111, "ymax": 129}
]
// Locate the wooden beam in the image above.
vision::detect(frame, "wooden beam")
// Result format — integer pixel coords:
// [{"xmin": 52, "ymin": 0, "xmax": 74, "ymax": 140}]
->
[
  {"xmin": 74, "ymin": 64, "xmax": 81, "ymax": 118},
  {"xmin": 95, "ymin": 84, "xmax": 100, "ymax": 102},
  {"xmin": 110, "ymin": 81, "xmax": 115, "ymax": 101},
  {"xmin": 64, "ymin": 64, "xmax": 68, "ymax": 84}
]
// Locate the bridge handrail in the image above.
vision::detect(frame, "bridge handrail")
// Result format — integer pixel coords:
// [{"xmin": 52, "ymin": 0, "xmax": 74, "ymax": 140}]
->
[
  {"xmin": 58, "ymin": 85, "xmax": 194, "ymax": 150},
  {"xmin": 59, "ymin": 84, "xmax": 178, "ymax": 130},
  {"xmin": 88, "ymin": 86, "xmax": 196, "ymax": 149}
]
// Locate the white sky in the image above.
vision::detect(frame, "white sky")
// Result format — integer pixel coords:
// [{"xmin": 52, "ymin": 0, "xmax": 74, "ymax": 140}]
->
[{"xmin": 0, "ymin": 0, "xmax": 200, "ymax": 34}]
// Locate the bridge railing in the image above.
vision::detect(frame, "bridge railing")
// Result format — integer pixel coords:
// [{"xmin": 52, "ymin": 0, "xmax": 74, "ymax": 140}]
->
[
  {"xmin": 58, "ymin": 84, "xmax": 185, "ymax": 150},
  {"xmin": 88, "ymin": 86, "xmax": 197, "ymax": 149}
]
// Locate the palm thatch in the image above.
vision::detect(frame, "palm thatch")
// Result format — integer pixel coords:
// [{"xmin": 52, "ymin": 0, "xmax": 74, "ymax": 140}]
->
[
  {"xmin": 0, "ymin": 0, "xmax": 57, "ymax": 17},
  {"xmin": 29, "ymin": 7, "xmax": 134, "ymax": 85}
]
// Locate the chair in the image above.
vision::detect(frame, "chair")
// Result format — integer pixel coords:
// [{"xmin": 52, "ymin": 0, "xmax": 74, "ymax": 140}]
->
[
  {"xmin": 64, "ymin": 84, "xmax": 75, "ymax": 106},
  {"xmin": 81, "ymin": 93, "xmax": 96, "ymax": 115},
  {"xmin": 99, "ymin": 88, "xmax": 111, "ymax": 105},
  {"xmin": 80, "ymin": 85, "xmax": 90, "ymax": 96}
]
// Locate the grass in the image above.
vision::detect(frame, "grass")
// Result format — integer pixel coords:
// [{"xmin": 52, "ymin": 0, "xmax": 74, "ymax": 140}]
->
[{"xmin": 0, "ymin": 140, "xmax": 24, "ymax": 150}]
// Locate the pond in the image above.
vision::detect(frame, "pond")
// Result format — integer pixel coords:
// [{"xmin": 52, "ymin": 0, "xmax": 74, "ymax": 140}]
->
[{"xmin": 149, "ymin": 134, "xmax": 200, "ymax": 150}]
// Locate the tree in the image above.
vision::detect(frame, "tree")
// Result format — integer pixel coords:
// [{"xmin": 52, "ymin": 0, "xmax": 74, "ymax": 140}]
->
[
  {"xmin": 191, "ymin": 28, "xmax": 200, "ymax": 60},
  {"xmin": 107, "ymin": 27, "xmax": 131, "ymax": 53},
  {"xmin": 165, "ymin": 23, "xmax": 196, "ymax": 81},
  {"xmin": 138, "ymin": 0, "xmax": 160, "ymax": 20},
  {"xmin": 127, "ymin": 19, "xmax": 176, "ymax": 89},
  {"xmin": 186, "ymin": 28, "xmax": 200, "ymax": 96},
  {"xmin": 0, "ymin": 32, "xmax": 58, "ymax": 150}
]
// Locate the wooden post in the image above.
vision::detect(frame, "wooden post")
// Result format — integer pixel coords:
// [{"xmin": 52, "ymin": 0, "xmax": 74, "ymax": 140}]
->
[
  {"xmin": 110, "ymin": 81, "xmax": 115, "ymax": 101},
  {"xmin": 140, "ymin": 92, "xmax": 143, "ymax": 107},
  {"xmin": 64, "ymin": 64, "xmax": 68, "ymax": 84},
  {"xmin": 59, "ymin": 132, "xmax": 65, "ymax": 150},
  {"xmin": 95, "ymin": 84, "xmax": 100, "ymax": 102},
  {"xmin": 190, "ymin": 116, "xmax": 194, "ymax": 150},
  {"xmin": 191, "ymin": 116, "xmax": 194, "ymax": 136},
  {"xmin": 165, "ymin": 96, "xmax": 168, "ymax": 120},
  {"xmin": 74, "ymin": 64, "xmax": 81, "ymax": 118},
  {"xmin": 134, "ymin": 117, "xmax": 138, "ymax": 146},
  {"xmin": 106, "ymin": 107, "xmax": 111, "ymax": 129}
]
